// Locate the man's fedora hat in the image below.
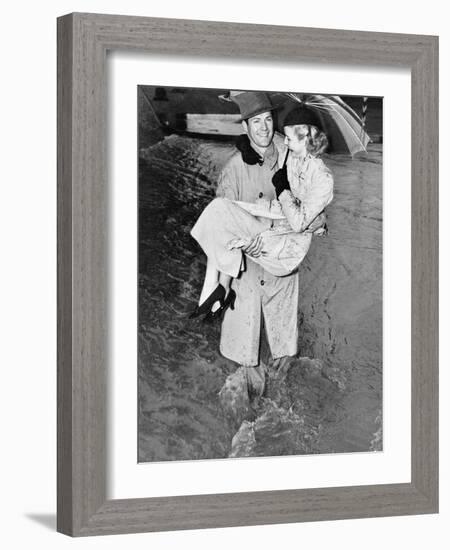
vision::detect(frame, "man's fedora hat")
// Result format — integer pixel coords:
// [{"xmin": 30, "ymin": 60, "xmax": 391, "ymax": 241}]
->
[{"xmin": 220, "ymin": 90, "xmax": 274, "ymax": 121}]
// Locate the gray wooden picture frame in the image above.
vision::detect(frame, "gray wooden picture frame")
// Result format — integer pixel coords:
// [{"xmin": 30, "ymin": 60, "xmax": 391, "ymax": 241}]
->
[{"xmin": 57, "ymin": 12, "xmax": 439, "ymax": 537}]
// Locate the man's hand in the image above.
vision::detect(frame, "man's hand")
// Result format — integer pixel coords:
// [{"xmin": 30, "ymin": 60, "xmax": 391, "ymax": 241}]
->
[
  {"xmin": 243, "ymin": 234, "xmax": 265, "ymax": 257},
  {"xmin": 307, "ymin": 212, "xmax": 328, "ymax": 235}
]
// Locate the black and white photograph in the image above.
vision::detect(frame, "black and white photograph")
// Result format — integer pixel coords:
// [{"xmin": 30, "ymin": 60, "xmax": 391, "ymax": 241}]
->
[
  {"xmin": 3, "ymin": 0, "xmax": 445, "ymax": 545},
  {"xmin": 137, "ymin": 86, "xmax": 383, "ymax": 462}
]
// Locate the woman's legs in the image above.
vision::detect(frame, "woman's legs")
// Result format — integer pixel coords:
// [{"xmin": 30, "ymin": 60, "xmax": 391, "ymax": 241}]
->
[
  {"xmin": 191, "ymin": 198, "xmax": 270, "ymax": 278},
  {"xmin": 198, "ymin": 259, "xmax": 218, "ymax": 304},
  {"xmin": 219, "ymin": 272, "xmax": 232, "ymax": 295},
  {"xmin": 198, "ymin": 258, "xmax": 233, "ymax": 312},
  {"xmin": 191, "ymin": 198, "xmax": 276, "ymax": 314}
]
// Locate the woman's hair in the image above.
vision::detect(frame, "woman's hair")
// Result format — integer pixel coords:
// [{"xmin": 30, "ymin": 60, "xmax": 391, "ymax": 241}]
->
[{"xmin": 288, "ymin": 124, "xmax": 329, "ymax": 156}]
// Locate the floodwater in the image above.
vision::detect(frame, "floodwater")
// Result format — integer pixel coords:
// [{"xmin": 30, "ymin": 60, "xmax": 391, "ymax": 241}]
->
[{"xmin": 138, "ymin": 135, "xmax": 382, "ymax": 462}]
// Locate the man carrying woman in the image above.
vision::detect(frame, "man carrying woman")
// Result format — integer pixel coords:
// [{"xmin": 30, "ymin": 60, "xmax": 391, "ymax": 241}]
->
[{"xmin": 190, "ymin": 90, "xmax": 333, "ymax": 402}]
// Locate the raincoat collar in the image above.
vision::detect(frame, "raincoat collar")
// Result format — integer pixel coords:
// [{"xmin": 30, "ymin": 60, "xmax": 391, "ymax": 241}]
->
[
  {"xmin": 289, "ymin": 152, "xmax": 313, "ymax": 171},
  {"xmin": 250, "ymin": 141, "xmax": 278, "ymax": 169}
]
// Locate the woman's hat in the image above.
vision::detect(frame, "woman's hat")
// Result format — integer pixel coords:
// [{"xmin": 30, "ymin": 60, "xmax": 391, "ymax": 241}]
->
[
  {"xmin": 220, "ymin": 90, "xmax": 274, "ymax": 121},
  {"xmin": 283, "ymin": 106, "xmax": 322, "ymax": 130}
]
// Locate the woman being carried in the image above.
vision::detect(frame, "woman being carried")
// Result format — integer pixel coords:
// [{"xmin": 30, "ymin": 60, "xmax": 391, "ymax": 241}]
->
[{"xmin": 190, "ymin": 108, "xmax": 334, "ymax": 321}]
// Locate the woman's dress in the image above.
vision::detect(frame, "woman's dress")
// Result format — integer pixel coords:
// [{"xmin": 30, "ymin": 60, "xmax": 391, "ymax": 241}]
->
[{"xmin": 190, "ymin": 153, "xmax": 334, "ymax": 277}]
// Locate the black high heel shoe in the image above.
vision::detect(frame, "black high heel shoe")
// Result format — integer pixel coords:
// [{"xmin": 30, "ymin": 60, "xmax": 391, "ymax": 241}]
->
[
  {"xmin": 188, "ymin": 284, "xmax": 226, "ymax": 319},
  {"xmin": 203, "ymin": 288, "xmax": 236, "ymax": 323}
]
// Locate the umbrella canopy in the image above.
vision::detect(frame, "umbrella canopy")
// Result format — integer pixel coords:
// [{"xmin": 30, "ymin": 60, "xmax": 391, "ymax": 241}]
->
[{"xmin": 275, "ymin": 93, "xmax": 370, "ymax": 156}]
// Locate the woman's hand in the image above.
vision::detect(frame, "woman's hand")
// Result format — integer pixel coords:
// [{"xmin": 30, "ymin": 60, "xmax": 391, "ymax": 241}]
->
[
  {"xmin": 269, "ymin": 199, "xmax": 283, "ymax": 215},
  {"xmin": 272, "ymin": 165, "xmax": 290, "ymax": 198}
]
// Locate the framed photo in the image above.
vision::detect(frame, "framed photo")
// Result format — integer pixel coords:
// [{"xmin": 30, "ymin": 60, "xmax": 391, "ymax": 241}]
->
[
  {"xmin": 57, "ymin": 13, "xmax": 438, "ymax": 536},
  {"xmin": 136, "ymin": 85, "xmax": 381, "ymax": 465}
]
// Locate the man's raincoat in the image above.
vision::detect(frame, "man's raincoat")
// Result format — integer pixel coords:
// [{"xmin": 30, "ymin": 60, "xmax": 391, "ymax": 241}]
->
[{"xmin": 215, "ymin": 141, "xmax": 296, "ymax": 367}]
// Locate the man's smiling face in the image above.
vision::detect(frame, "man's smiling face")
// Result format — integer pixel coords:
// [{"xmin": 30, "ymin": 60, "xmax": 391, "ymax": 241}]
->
[{"xmin": 243, "ymin": 111, "xmax": 274, "ymax": 150}]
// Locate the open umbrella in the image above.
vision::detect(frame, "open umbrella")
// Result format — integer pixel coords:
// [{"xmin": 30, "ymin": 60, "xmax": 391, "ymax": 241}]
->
[
  {"xmin": 220, "ymin": 90, "xmax": 370, "ymax": 155},
  {"xmin": 276, "ymin": 93, "xmax": 370, "ymax": 156}
]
